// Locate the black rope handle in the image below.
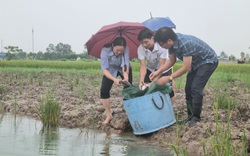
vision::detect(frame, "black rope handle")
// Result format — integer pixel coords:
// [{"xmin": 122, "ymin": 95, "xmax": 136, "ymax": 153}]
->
[{"xmin": 151, "ymin": 94, "xmax": 164, "ymax": 110}]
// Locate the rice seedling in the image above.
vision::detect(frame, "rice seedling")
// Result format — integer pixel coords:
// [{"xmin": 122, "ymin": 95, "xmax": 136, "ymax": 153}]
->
[
  {"xmin": 203, "ymin": 100, "xmax": 238, "ymax": 156},
  {"xmin": 76, "ymin": 86, "xmax": 87, "ymax": 100},
  {"xmin": 0, "ymin": 84, "xmax": 9, "ymax": 95},
  {"xmin": 73, "ymin": 75, "xmax": 79, "ymax": 86},
  {"xmin": 216, "ymin": 91, "xmax": 236, "ymax": 110},
  {"xmin": 174, "ymin": 76, "xmax": 186, "ymax": 90},
  {"xmin": 70, "ymin": 81, "xmax": 74, "ymax": 91},
  {"xmin": 0, "ymin": 101, "xmax": 5, "ymax": 114},
  {"xmin": 39, "ymin": 76, "xmax": 44, "ymax": 86},
  {"xmin": 38, "ymin": 90, "xmax": 61, "ymax": 127},
  {"xmin": 18, "ymin": 80, "xmax": 24, "ymax": 94},
  {"xmin": 198, "ymin": 95, "xmax": 247, "ymax": 156},
  {"xmin": 12, "ymin": 94, "xmax": 18, "ymax": 118},
  {"xmin": 29, "ymin": 75, "xmax": 34, "ymax": 84},
  {"xmin": 241, "ymin": 129, "xmax": 247, "ymax": 156}
]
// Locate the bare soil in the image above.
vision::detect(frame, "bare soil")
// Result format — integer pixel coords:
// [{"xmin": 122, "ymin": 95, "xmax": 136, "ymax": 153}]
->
[{"xmin": 1, "ymin": 71, "xmax": 250, "ymax": 155}]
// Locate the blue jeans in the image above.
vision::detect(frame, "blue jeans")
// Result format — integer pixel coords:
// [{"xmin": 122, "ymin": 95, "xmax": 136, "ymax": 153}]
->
[{"xmin": 185, "ymin": 61, "xmax": 218, "ymax": 103}]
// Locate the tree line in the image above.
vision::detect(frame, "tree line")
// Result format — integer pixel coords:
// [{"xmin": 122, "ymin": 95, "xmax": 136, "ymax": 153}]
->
[
  {"xmin": 1, "ymin": 43, "xmax": 97, "ymax": 61},
  {"xmin": 1, "ymin": 43, "xmax": 249, "ymax": 63},
  {"xmin": 218, "ymin": 51, "xmax": 249, "ymax": 62}
]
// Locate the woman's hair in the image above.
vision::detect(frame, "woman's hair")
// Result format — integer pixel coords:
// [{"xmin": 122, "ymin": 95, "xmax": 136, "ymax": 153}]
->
[
  {"xmin": 137, "ymin": 28, "xmax": 154, "ymax": 41},
  {"xmin": 104, "ymin": 36, "xmax": 126, "ymax": 48},
  {"xmin": 154, "ymin": 27, "xmax": 177, "ymax": 43}
]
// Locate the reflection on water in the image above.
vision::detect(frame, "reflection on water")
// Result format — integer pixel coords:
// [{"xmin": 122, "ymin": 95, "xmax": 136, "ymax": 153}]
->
[
  {"xmin": 39, "ymin": 127, "xmax": 59, "ymax": 155},
  {"xmin": 0, "ymin": 113, "xmax": 171, "ymax": 156}
]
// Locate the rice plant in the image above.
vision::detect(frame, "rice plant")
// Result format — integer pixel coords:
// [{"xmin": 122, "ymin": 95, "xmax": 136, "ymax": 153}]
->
[
  {"xmin": 38, "ymin": 90, "xmax": 61, "ymax": 127},
  {"xmin": 198, "ymin": 97, "xmax": 246, "ymax": 156},
  {"xmin": 18, "ymin": 80, "xmax": 23, "ymax": 94},
  {"xmin": 0, "ymin": 84, "xmax": 9, "ymax": 95},
  {"xmin": 201, "ymin": 99, "xmax": 246, "ymax": 156},
  {"xmin": 0, "ymin": 101, "xmax": 5, "ymax": 114},
  {"xmin": 39, "ymin": 76, "xmax": 44, "ymax": 86},
  {"xmin": 12, "ymin": 94, "xmax": 18, "ymax": 118},
  {"xmin": 216, "ymin": 91, "xmax": 236, "ymax": 110}
]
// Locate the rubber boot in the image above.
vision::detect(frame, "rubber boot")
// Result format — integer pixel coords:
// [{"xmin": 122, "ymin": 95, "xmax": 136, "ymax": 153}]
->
[
  {"xmin": 187, "ymin": 100, "xmax": 202, "ymax": 127},
  {"xmin": 187, "ymin": 100, "xmax": 193, "ymax": 118},
  {"xmin": 177, "ymin": 100, "xmax": 193, "ymax": 125}
]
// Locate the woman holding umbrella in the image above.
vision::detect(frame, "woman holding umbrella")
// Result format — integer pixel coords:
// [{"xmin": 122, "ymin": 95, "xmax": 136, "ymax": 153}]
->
[{"xmin": 100, "ymin": 36, "xmax": 132, "ymax": 124}]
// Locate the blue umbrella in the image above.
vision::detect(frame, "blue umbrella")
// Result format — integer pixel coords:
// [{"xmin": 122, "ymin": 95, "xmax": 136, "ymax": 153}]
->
[{"xmin": 142, "ymin": 17, "xmax": 176, "ymax": 31}]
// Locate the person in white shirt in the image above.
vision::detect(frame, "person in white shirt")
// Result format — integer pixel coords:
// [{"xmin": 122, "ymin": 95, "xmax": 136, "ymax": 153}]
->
[{"xmin": 137, "ymin": 28, "xmax": 174, "ymax": 100}]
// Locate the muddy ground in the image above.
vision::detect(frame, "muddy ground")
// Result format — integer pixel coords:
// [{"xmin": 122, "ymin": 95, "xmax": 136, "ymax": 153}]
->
[{"xmin": 0, "ymin": 71, "xmax": 250, "ymax": 155}]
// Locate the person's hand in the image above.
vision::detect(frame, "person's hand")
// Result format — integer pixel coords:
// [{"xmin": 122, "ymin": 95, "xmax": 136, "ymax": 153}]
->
[
  {"xmin": 123, "ymin": 77, "xmax": 128, "ymax": 82},
  {"xmin": 139, "ymin": 81, "xmax": 144, "ymax": 90},
  {"xmin": 119, "ymin": 80, "xmax": 132, "ymax": 87},
  {"xmin": 114, "ymin": 78, "xmax": 122, "ymax": 86},
  {"xmin": 149, "ymin": 71, "xmax": 159, "ymax": 81},
  {"xmin": 157, "ymin": 76, "xmax": 170, "ymax": 86},
  {"xmin": 139, "ymin": 81, "xmax": 150, "ymax": 90}
]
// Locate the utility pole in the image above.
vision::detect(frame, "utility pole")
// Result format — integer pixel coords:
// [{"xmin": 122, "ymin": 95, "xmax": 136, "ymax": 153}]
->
[
  {"xmin": 1, "ymin": 39, "xmax": 3, "ymax": 52},
  {"xmin": 32, "ymin": 27, "xmax": 34, "ymax": 53}
]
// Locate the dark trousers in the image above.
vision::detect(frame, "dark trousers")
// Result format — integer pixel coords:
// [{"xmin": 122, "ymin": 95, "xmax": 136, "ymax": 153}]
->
[
  {"xmin": 100, "ymin": 67, "xmax": 133, "ymax": 99},
  {"xmin": 185, "ymin": 62, "xmax": 218, "ymax": 103}
]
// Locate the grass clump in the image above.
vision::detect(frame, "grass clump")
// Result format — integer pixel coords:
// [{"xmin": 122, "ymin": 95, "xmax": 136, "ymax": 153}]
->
[
  {"xmin": 216, "ymin": 92, "xmax": 236, "ymax": 110},
  {"xmin": 39, "ymin": 90, "xmax": 61, "ymax": 127},
  {"xmin": 201, "ymin": 99, "xmax": 247, "ymax": 156}
]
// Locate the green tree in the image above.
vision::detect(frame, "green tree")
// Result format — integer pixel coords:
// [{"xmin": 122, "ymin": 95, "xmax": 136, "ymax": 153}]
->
[
  {"xmin": 27, "ymin": 52, "xmax": 36, "ymax": 59},
  {"xmin": 219, "ymin": 51, "xmax": 228, "ymax": 60},
  {"xmin": 246, "ymin": 53, "xmax": 249, "ymax": 60},
  {"xmin": 228, "ymin": 54, "xmax": 236, "ymax": 61},
  {"xmin": 240, "ymin": 51, "xmax": 245, "ymax": 60},
  {"xmin": 46, "ymin": 44, "xmax": 55, "ymax": 53},
  {"xmin": 17, "ymin": 52, "xmax": 27, "ymax": 59},
  {"xmin": 4, "ymin": 46, "xmax": 23, "ymax": 53},
  {"xmin": 4, "ymin": 46, "xmax": 24, "ymax": 60},
  {"xmin": 36, "ymin": 51, "xmax": 44, "ymax": 60},
  {"xmin": 55, "ymin": 43, "xmax": 72, "ymax": 56}
]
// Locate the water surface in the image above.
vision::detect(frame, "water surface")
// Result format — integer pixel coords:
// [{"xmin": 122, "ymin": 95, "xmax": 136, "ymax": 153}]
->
[{"xmin": 0, "ymin": 113, "xmax": 171, "ymax": 156}]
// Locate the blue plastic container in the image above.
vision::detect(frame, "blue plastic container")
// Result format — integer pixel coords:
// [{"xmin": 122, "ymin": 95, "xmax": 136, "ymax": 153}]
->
[{"xmin": 123, "ymin": 91, "xmax": 176, "ymax": 135}]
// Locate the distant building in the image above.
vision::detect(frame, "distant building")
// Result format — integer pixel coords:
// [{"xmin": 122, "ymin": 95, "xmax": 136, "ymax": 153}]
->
[{"xmin": 0, "ymin": 52, "xmax": 6, "ymax": 59}]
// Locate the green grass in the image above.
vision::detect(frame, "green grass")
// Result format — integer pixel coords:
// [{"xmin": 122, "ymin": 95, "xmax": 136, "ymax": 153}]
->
[
  {"xmin": 1, "ymin": 60, "xmax": 250, "ymax": 84},
  {"xmin": 1, "ymin": 60, "xmax": 249, "ymax": 155}
]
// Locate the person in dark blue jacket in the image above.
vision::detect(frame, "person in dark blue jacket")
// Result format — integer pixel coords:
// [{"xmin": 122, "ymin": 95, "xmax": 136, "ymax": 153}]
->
[{"xmin": 150, "ymin": 27, "xmax": 218, "ymax": 126}]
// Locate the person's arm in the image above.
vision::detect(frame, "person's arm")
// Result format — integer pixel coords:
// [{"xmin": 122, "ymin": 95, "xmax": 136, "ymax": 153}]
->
[
  {"xmin": 157, "ymin": 56, "xmax": 192, "ymax": 85},
  {"xmin": 101, "ymin": 47, "xmax": 121, "ymax": 86},
  {"xmin": 150, "ymin": 53, "xmax": 176, "ymax": 81},
  {"xmin": 155, "ymin": 58, "xmax": 166, "ymax": 80},
  {"xmin": 139, "ymin": 59, "xmax": 147, "ymax": 89},
  {"xmin": 122, "ymin": 66, "xmax": 129, "ymax": 82},
  {"xmin": 122, "ymin": 47, "xmax": 130, "ymax": 82},
  {"xmin": 137, "ymin": 45, "xmax": 149, "ymax": 89}
]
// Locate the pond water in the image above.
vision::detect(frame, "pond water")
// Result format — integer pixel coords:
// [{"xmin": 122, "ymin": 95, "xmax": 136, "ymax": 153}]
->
[{"xmin": 0, "ymin": 113, "xmax": 172, "ymax": 156}]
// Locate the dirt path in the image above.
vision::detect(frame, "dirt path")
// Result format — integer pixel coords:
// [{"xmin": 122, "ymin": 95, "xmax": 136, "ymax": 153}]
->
[{"xmin": 1, "ymin": 72, "xmax": 249, "ymax": 155}]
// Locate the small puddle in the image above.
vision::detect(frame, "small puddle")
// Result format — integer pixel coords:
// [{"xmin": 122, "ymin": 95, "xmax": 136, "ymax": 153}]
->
[{"xmin": 0, "ymin": 113, "xmax": 172, "ymax": 156}]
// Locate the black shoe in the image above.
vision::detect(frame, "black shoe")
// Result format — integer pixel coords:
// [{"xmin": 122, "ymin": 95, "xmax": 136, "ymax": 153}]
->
[
  {"xmin": 176, "ymin": 115, "xmax": 193, "ymax": 125},
  {"xmin": 186, "ymin": 116, "xmax": 200, "ymax": 127}
]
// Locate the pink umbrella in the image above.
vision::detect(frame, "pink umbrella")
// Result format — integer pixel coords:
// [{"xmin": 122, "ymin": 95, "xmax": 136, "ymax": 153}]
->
[{"xmin": 85, "ymin": 21, "xmax": 146, "ymax": 59}]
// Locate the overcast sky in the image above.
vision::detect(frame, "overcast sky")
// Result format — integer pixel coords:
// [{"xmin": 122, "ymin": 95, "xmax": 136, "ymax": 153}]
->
[{"xmin": 1, "ymin": 0, "xmax": 250, "ymax": 58}]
